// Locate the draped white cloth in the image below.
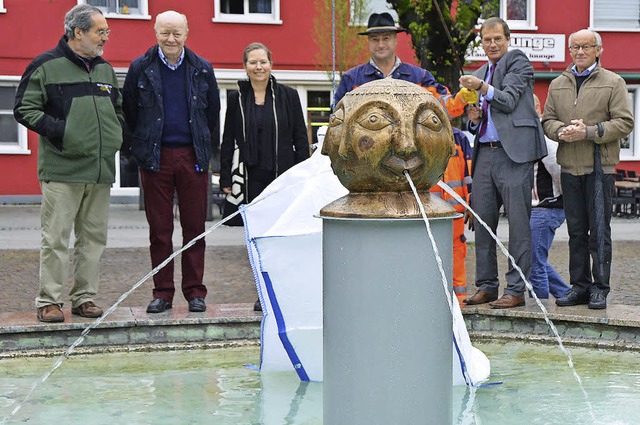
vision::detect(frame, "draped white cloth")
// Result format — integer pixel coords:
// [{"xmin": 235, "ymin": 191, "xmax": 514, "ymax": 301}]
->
[{"xmin": 241, "ymin": 135, "xmax": 490, "ymax": 386}]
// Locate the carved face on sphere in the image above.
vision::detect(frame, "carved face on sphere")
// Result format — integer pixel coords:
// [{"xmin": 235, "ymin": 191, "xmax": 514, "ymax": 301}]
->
[{"xmin": 322, "ymin": 78, "xmax": 454, "ymax": 193}]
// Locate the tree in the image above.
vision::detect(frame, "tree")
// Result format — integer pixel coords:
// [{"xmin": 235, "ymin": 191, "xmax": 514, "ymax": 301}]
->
[
  {"xmin": 312, "ymin": 0, "xmax": 373, "ymax": 85},
  {"xmin": 386, "ymin": 0, "xmax": 499, "ymax": 93}
]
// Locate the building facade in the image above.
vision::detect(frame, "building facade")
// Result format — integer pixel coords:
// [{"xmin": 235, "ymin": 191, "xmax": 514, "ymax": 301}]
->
[{"xmin": 1, "ymin": 0, "xmax": 639, "ymax": 201}]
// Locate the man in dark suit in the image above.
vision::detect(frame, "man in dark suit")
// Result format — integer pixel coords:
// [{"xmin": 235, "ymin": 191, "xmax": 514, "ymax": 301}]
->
[{"xmin": 458, "ymin": 17, "xmax": 547, "ymax": 309}]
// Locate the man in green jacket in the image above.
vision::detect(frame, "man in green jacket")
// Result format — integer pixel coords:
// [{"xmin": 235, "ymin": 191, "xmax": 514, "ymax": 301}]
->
[
  {"xmin": 14, "ymin": 4, "xmax": 123, "ymax": 322},
  {"xmin": 542, "ymin": 29, "xmax": 634, "ymax": 310}
]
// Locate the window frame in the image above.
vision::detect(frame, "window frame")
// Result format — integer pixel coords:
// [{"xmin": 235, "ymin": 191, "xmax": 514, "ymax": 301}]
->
[
  {"xmin": 590, "ymin": 0, "xmax": 640, "ymax": 32},
  {"xmin": 0, "ymin": 1, "xmax": 6, "ymax": 14},
  {"xmin": 620, "ymin": 85, "xmax": 639, "ymax": 160},
  {"xmin": 213, "ymin": 0, "xmax": 282, "ymax": 25},
  {"xmin": 502, "ymin": 0, "xmax": 537, "ymax": 31},
  {"xmin": 350, "ymin": 0, "xmax": 398, "ymax": 27},
  {"xmin": 77, "ymin": 0, "xmax": 151, "ymax": 21},
  {"xmin": 0, "ymin": 78, "xmax": 30, "ymax": 155}
]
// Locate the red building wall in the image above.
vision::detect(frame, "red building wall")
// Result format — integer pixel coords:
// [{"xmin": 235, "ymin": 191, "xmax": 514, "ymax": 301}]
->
[
  {"xmin": 0, "ymin": 0, "xmax": 418, "ymax": 198},
  {"xmin": 1, "ymin": 0, "xmax": 639, "ymax": 197}
]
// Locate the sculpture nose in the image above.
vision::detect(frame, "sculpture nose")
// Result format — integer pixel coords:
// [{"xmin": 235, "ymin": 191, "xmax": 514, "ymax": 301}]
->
[
  {"xmin": 383, "ymin": 123, "xmax": 424, "ymax": 174},
  {"xmin": 392, "ymin": 123, "xmax": 418, "ymax": 156}
]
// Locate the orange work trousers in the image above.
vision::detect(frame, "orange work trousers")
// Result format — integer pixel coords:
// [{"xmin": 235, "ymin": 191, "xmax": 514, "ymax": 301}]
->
[{"xmin": 452, "ymin": 216, "xmax": 467, "ymax": 305}]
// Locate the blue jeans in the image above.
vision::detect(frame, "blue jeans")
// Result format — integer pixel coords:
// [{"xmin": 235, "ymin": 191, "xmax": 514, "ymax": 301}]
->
[{"xmin": 529, "ymin": 207, "xmax": 570, "ymax": 299}]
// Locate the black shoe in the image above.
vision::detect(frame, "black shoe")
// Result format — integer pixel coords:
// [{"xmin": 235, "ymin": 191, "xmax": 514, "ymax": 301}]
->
[
  {"xmin": 188, "ymin": 297, "xmax": 206, "ymax": 312},
  {"xmin": 147, "ymin": 298, "xmax": 172, "ymax": 313},
  {"xmin": 555, "ymin": 288, "xmax": 589, "ymax": 307},
  {"xmin": 254, "ymin": 299, "xmax": 262, "ymax": 312},
  {"xmin": 588, "ymin": 292, "xmax": 607, "ymax": 310}
]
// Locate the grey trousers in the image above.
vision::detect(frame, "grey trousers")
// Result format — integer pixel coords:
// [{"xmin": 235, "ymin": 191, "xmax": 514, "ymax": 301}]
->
[
  {"xmin": 472, "ymin": 145, "xmax": 534, "ymax": 297},
  {"xmin": 38, "ymin": 181, "xmax": 110, "ymax": 309}
]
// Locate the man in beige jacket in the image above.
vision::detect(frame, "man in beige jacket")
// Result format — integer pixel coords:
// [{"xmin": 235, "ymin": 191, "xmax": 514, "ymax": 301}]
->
[{"xmin": 542, "ymin": 29, "xmax": 633, "ymax": 309}]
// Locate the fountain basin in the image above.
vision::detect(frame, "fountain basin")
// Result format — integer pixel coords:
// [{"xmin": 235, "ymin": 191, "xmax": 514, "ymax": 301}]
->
[{"xmin": 2, "ymin": 341, "xmax": 640, "ymax": 424}]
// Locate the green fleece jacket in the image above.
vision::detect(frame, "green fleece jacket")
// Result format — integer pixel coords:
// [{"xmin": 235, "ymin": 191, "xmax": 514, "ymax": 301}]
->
[
  {"xmin": 14, "ymin": 36, "xmax": 123, "ymax": 184},
  {"xmin": 541, "ymin": 62, "xmax": 634, "ymax": 176}
]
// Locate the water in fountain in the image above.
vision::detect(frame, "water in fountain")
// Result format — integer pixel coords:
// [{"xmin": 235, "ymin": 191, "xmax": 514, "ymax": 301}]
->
[
  {"xmin": 3, "ymin": 342, "xmax": 640, "ymax": 424},
  {"xmin": 428, "ymin": 178, "xmax": 597, "ymax": 422}
]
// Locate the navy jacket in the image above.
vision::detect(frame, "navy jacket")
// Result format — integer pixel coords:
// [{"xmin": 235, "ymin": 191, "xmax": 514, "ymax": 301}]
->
[
  {"xmin": 332, "ymin": 61, "xmax": 449, "ymax": 109},
  {"xmin": 122, "ymin": 45, "xmax": 220, "ymax": 172}
]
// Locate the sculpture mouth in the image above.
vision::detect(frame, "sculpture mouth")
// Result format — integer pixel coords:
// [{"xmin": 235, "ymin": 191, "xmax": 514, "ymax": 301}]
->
[{"xmin": 382, "ymin": 155, "xmax": 424, "ymax": 176}]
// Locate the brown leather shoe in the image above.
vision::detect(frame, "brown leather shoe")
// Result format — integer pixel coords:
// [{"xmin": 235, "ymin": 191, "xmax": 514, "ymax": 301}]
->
[
  {"xmin": 37, "ymin": 304, "xmax": 64, "ymax": 323},
  {"xmin": 71, "ymin": 301, "xmax": 103, "ymax": 318},
  {"xmin": 489, "ymin": 294, "xmax": 525, "ymax": 309},
  {"xmin": 464, "ymin": 290, "xmax": 498, "ymax": 305}
]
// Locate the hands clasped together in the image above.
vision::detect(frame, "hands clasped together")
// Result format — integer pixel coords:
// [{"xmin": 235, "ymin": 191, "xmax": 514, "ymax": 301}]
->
[{"xmin": 558, "ymin": 119, "xmax": 588, "ymax": 142}]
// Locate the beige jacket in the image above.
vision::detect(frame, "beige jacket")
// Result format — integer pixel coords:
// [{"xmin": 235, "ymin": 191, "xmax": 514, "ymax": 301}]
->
[{"xmin": 542, "ymin": 62, "xmax": 634, "ymax": 175}]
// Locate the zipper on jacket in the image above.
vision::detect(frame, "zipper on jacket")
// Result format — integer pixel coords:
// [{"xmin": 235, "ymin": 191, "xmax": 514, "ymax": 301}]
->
[
  {"xmin": 89, "ymin": 70, "xmax": 104, "ymax": 183},
  {"xmin": 572, "ymin": 68, "xmax": 597, "ymax": 108}
]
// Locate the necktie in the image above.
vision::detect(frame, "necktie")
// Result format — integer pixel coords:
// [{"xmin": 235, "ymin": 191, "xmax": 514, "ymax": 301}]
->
[{"xmin": 478, "ymin": 63, "xmax": 494, "ymax": 138}]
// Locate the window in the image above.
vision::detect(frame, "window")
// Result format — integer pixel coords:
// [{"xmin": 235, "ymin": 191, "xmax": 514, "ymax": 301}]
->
[
  {"xmin": 351, "ymin": 0, "xmax": 398, "ymax": 26},
  {"xmin": 0, "ymin": 1, "xmax": 6, "ymax": 13},
  {"xmin": 78, "ymin": 0, "xmax": 150, "ymax": 20},
  {"xmin": 214, "ymin": 0, "xmax": 281, "ymax": 24},
  {"xmin": 621, "ymin": 87, "xmax": 639, "ymax": 160},
  {"xmin": 501, "ymin": 0, "xmax": 536, "ymax": 30},
  {"xmin": 591, "ymin": 0, "xmax": 640, "ymax": 31},
  {"xmin": 307, "ymin": 91, "xmax": 331, "ymax": 149},
  {"xmin": 0, "ymin": 82, "xmax": 29, "ymax": 155}
]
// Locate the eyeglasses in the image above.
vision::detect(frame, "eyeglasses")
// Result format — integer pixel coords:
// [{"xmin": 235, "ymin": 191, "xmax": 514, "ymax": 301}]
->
[
  {"xmin": 96, "ymin": 29, "xmax": 111, "ymax": 37},
  {"xmin": 569, "ymin": 44, "xmax": 598, "ymax": 52},
  {"xmin": 482, "ymin": 36, "xmax": 507, "ymax": 45}
]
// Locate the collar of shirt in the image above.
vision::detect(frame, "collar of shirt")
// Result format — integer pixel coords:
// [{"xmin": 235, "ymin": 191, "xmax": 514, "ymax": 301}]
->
[
  {"xmin": 369, "ymin": 56, "xmax": 401, "ymax": 76},
  {"xmin": 75, "ymin": 54, "xmax": 93, "ymax": 72},
  {"xmin": 571, "ymin": 61, "xmax": 597, "ymax": 77},
  {"xmin": 158, "ymin": 47, "xmax": 185, "ymax": 71}
]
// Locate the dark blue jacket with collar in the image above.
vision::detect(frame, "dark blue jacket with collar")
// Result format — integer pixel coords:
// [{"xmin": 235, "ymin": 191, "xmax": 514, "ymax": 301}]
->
[
  {"xmin": 332, "ymin": 61, "xmax": 449, "ymax": 110},
  {"xmin": 122, "ymin": 45, "xmax": 220, "ymax": 172}
]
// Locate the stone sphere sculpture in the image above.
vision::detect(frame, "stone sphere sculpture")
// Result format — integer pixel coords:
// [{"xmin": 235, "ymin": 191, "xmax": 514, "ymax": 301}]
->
[{"xmin": 320, "ymin": 78, "xmax": 457, "ymax": 218}]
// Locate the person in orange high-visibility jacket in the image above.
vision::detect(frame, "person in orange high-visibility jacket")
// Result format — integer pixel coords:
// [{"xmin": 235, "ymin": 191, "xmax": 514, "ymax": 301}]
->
[{"xmin": 430, "ymin": 128, "xmax": 473, "ymax": 306}]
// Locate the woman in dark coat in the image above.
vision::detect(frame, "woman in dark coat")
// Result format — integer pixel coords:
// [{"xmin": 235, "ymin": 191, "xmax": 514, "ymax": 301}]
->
[
  {"xmin": 220, "ymin": 42, "xmax": 310, "ymax": 311},
  {"xmin": 220, "ymin": 42, "xmax": 310, "ymax": 220}
]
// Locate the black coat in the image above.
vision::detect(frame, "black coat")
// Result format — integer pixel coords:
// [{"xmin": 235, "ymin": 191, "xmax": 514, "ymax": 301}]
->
[
  {"xmin": 220, "ymin": 75, "xmax": 309, "ymax": 189},
  {"xmin": 122, "ymin": 45, "xmax": 220, "ymax": 172}
]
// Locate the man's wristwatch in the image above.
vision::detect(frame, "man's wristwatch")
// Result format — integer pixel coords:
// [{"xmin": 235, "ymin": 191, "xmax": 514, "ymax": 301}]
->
[{"xmin": 475, "ymin": 80, "xmax": 485, "ymax": 91}]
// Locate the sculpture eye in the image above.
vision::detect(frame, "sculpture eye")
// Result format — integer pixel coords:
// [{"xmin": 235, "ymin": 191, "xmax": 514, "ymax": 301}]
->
[
  {"xmin": 357, "ymin": 110, "xmax": 392, "ymax": 131},
  {"xmin": 417, "ymin": 109, "xmax": 443, "ymax": 132},
  {"xmin": 329, "ymin": 107, "xmax": 344, "ymax": 127}
]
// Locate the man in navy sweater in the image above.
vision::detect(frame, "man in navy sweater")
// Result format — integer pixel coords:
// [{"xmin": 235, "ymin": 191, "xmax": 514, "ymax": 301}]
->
[{"xmin": 123, "ymin": 10, "xmax": 220, "ymax": 313}]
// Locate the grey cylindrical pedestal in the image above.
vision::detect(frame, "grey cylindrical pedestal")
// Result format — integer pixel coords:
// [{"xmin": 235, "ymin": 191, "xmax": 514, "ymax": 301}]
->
[{"xmin": 322, "ymin": 217, "xmax": 453, "ymax": 425}]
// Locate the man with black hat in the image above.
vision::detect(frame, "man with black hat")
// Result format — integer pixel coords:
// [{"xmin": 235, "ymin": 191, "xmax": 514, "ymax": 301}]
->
[{"xmin": 332, "ymin": 12, "xmax": 470, "ymax": 117}]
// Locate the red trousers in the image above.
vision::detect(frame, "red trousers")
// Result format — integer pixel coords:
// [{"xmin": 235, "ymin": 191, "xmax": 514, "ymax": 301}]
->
[{"xmin": 140, "ymin": 147, "xmax": 208, "ymax": 302}]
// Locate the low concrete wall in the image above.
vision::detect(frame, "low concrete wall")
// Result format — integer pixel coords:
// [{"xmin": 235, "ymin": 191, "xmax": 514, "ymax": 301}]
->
[
  {"xmin": 463, "ymin": 303, "xmax": 640, "ymax": 349},
  {"xmin": 0, "ymin": 305, "xmax": 261, "ymax": 357}
]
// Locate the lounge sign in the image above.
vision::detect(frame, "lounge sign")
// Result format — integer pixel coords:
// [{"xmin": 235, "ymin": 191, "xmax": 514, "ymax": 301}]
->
[{"xmin": 467, "ymin": 33, "xmax": 566, "ymax": 63}]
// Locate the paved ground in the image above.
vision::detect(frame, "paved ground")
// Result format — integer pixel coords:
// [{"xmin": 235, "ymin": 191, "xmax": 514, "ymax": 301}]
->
[
  {"xmin": 0, "ymin": 204, "xmax": 256, "ymax": 313},
  {"xmin": 2, "ymin": 203, "xmax": 640, "ymax": 315}
]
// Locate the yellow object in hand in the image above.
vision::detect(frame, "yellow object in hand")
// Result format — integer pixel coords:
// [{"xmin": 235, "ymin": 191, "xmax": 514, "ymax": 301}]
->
[{"xmin": 457, "ymin": 88, "xmax": 479, "ymax": 105}]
